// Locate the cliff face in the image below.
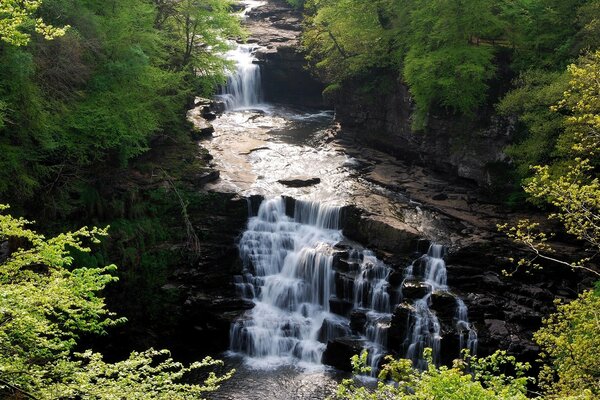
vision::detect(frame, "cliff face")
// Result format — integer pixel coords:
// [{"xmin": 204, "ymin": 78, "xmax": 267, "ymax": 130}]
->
[
  {"xmin": 246, "ymin": 0, "xmax": 325, "ymax": 107},
  {"xmin": 330, "ymin": 75, "xmax": 515, "ymax": 188}
]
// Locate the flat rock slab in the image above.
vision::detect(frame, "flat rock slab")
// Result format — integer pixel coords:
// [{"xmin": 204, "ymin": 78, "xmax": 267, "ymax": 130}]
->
[{"xmin": 278, "ymin": 177, "xmax": 321, "ymax": 187}]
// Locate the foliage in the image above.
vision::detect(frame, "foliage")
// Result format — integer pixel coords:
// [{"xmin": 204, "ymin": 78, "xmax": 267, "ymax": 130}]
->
[
  {"xmin": 0, "ymin": 0, "xmax": 68, "ymax": 46},
  {"xmin": 331, "ymin": 349, "xmax": 531, "ymax": 400},
  {"xmin": 0, "ymin": 204, "xmax": 233, "ymax": 398},
  {"xmin": 403, "ymin": 0, "xmax": 498, "ymax": 128},
  {"xmin": 498, "ymin": 70, "xmax": 568, "ymax": 179},
  {"xmin": 499, "ymin": 51, "xmax": 600, "ymax": 278},
  {"xmin": 303, "ymin": 0, "xmax": 600, "ymax": 130},
  {"xmin": 534, "ymin": 289, "xmax": 600, "ymax": 399},
  {"xmin": 0, "ymin": 0, "xmax": 240, "ymax": 206}
]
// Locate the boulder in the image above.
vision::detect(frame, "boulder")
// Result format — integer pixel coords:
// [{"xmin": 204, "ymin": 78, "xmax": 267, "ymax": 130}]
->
[
  {"xmin": 329, "ymin": 297, "xmax": 354, "ymax": 316},
  {"xmin": 322, "ymin": 337, "xmax": 367, "ymax": 371},
  {"xmin": 388, "ymin": 302, "xmax": 415, "ymax": 351},
  {"xmin": 278, "ymin": 177, "xmax": 321, "ymax": 187},
  {"xmin": 429, "ymin": 291, "xmax": 457, "ymax": 323},
  {"xmin": 350, "ymin": 309, "xmax": 368, "ymax": 334},
  {"xmin": 401, "ymin": 279, "xmax": 431, "ymax": 300},
  {"xmin": 334, "ymin": 272, "xmax": 355, "ymax": 302},
  {"xmin": 317, "ymin": 318, "xmax": 351, "ymax": 343}
]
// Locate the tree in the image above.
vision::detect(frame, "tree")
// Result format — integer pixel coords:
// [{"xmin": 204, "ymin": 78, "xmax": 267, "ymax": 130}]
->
[
  {"xmin": 0, "ymin": 204, "xmax": 233, "ymax": 399},
  {"xmin": 0, "ymin": 0, "xmax": 68, "ymax": 46},
  {"xmin": 534, "ymin": 289, "xmax": 600, "ymax": 399},
  {"xmin": 403, "ymin": 0, "xmax": 499, "ymax": 128},
  {"xmin": 499, "ymin": 51, "xmax": 600, "ymax": 278},
  {"xmin": 332, "ymin": 349, "xmax": 531, "ymax": 400}
]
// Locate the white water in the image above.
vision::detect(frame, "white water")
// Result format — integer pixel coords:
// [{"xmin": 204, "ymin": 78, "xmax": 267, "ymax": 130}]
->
[
  {"xmin": 218, "ymin": 44, "xmax": 263, "ymax": 110},
  {"xmin": 230, "ymin": 198, "xmax": 345, "ymax": 369},
  {"xmin": 219, "ymin": 0, "xmax": 477, "ymax": 376},
  {"xmin": 230, "ymin": 198, "xmax": 477, "ymax": 373},
  {"xmin": 402, "ymin": 244, "xmax": 477, "ymax": 367}
]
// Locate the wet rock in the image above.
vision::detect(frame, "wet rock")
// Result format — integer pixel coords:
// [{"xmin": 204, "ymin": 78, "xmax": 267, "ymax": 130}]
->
[
  {"xmin": 430, "ymin": 291, "xmax": 457, "ymax": 322},
  {"xmin": 278, "ymin": 177, "xmax": 321, "ymax": 187},
  {"xmin": 388, "ymin": 270, "xmax": 404, "ymax": 287},
  {"xmin": 187, "ymin": 107, "xmax": 215, "ymax": 139},
  {"xmin": 185, "ymin": 170, "xmax": 220, "ymax": 187},
  {"xmin": 350, "ymin": 309, "xmax": 368, "ymax": 334},
  {"xmin": 401, "ymin": 279, "xmax": 431, "ymax": 299},
  {"xmin": 318, "ymin": 318, "xmax": 351, "ymax": 343},
  {"xmin": 432, "ymin": 193, "xmax": 448, "ymax": 201},
  {"xmin": 322, "ymin": 337, "xmax": 367, "ymax": 371},
  {"xmin": 388, "ymin": 302, "xmax": 415, "ymax": 351},
  {"xmin": 329, "ymin": 297, "xmax": 354, "ymax": 316},
  {"xmin": 335, "ymin": 272, "xmax": 355, "ymax": 301}
]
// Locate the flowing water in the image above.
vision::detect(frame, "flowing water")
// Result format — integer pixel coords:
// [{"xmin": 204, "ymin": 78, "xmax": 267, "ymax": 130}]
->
[{"xmin": 206, "ymin": 1, "xmax": 477, "ymax": 397}]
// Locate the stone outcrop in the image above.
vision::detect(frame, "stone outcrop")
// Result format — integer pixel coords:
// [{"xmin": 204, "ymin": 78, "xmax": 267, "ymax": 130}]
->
[
  {"xmin": 329, "ymin": 75, "xmax": 514, "ymax": 188},
  {"xmin": 245, "ymin": 0, "xmax": 324, "ymax": 107}
]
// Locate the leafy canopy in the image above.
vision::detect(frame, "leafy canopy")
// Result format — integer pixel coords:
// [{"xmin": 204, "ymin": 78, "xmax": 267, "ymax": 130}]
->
[
  {"xmin": 0, "ymin": 204, "xmax": 233, "ymax": 399},
  {"xmin": 0, "ymin": 0, "xmax": 68, "ymax": 46},
  {"xmin": 332, "ymin": 349, "xmax": 531, "ymax": 400}
]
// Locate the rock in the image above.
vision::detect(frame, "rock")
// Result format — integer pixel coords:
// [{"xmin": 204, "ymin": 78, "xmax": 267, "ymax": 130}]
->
[
  {"xmin": 278, "ymin": 177, "xmax": 321, "ymax": 187},
  {"xmin": 430, "ymin": 291, "xmax": 457, "ymax": 322},
  {"xmin": 388, "ymin": 302, "xmax": 415, "ymax": 351},
  {"xmin": 185, "ymin": 170, "xmax": 220, "ymax": 187},
  {"xmin": 350, "ymin": 309, "xmax": 368, "ymax": 334},
  {"xmin": 318, "ymin": 318, "xmax": 351, "ymax": 343},
  {"xmin": 203, "ymin": 111, "xmax": 217, "ymax": 121},
  {"xmin": 335, "ymin": 272, "xmax": 355, "ymax": 301},
  {"xmin": 432, "ymin": 193, "xmax": 448, "ymax": 201},
  {"xmin": 187, "ymin": 107, "xmax": 215, "ymax": 139},
  {"xmin": 322, "ymin": 337, "xmax": 367, "ymax": 371},
  {"xmin": 401, "ymin": 279, "xmax": 431, "ymax": 299},
  {"xmin": 210, "ymin": 101, "xmax": 226, "ymax": 114},
  {"xmin": 484, "ymin": 319, "xmax": 509, "ymax": 338},
  {"xmin": 329, "ymin": 297, "xmax": 354, "ymax": 316}
]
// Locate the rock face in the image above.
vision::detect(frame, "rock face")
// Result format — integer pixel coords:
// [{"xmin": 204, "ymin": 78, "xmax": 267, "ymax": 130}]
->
[
  {"xmin": 165, "ymin": 193, "xmax": 252, "ymax": 356},
  {"xmin": 245, "ymin": 0, "xmax": 325, "ymax": 107},
  {"xmin": 278, "ymin": 176, "xmax": 321, "ymax": 187},
  {"xmin": 329, "ymin": 73, "xmax": 514, "ymax": 188},
  {"xmin": 322, "ymin": 337, "xmax": 367, "ymax": 371}
]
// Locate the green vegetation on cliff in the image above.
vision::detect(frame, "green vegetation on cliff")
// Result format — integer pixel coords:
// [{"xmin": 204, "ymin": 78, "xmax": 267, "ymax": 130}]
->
[
  {"xmin": 303, "ymin": 0, "xmax": 600, "ymax": 129},
  {"xmin": 0, "ymin": 205, "xmax": 233, "ymax": 399},
  {"xmin": 0, "ymin": 0, "xmax": 240, "ymax": 205}
]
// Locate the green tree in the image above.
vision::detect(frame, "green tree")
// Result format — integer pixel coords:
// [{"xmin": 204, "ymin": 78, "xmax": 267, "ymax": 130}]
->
[
  {"xmin": 500, "ymin": 51, "xmax": 600, "ymax": 277},
  {"xmin": 534, "ymin": 289, "xmax": 600, "ymax": 399},
  {"xmin": 0, "ymin": 0, "xmax": 68, "ymax": 46},
  {"xmin": 332, "ymin": 349, "xmax": 531, "ymax": 400},
  {"xmin": 403, "ymin": 0, "xmax": 499, "ymax": 128},
  {"xmin": 0, "ymin": 204, "xmax": 233, "ymax": 399}
]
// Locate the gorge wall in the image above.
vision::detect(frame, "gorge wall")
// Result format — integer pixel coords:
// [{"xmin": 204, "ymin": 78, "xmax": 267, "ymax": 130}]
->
[
  {"xmin": 167, "ymin": 0, "xmax": 589, "ymax": 372},
  {"xmin": 329, "ymin": 76, "xmax": 515, "ymax": 188}
]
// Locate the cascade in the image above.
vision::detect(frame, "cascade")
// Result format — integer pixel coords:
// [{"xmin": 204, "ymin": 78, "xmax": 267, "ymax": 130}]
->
[
  {"xmin": 230, "ymin": 197, "xmax": 344, "ymax": 368},
  {"xmin": 230, "ymin": 197, "xmax": 478, "ymax": 371},
  {"xmin": 217, "ymin": 1, "xmax": 264, "ymax": 110},
  {"xmin": 401, "ymin": 245, "xmax": 477, "ymax": 368},
  {"xmin": 218, "ymin": 44, "xmax": 263, "ymax": 110}
]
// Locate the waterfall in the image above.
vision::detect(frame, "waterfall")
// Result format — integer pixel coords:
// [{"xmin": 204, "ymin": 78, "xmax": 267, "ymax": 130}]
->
[
  {"xmin": 218, "ymin": 44, "xmax": 263, "ymax": 110},
  {"xmin": 229, "ymin": 198, "xmax": 345, "ymax": 368},
  {"xmin": 230, "ymin": 197, "xmax": 477, "ymax": 371},
  {"xmin": 401, "ymin": 245, "xmax": 477, "ymax": 367}
]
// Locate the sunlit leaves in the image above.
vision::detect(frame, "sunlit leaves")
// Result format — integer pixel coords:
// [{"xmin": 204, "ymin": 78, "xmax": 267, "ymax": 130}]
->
[
  {"xmin": 331, "ymin": 349, "xmax": 531, "ymax": 400},
  {"xmin": 0, "ymin": 0, "xmax": 68, "ymax": 46},
  {"xmin": 0, "ymin": 205, "xmax": 233, "ymax": 398},
  {"xmin": 534, "ymin": 290, "xmax": 600, "ymax": 399}
]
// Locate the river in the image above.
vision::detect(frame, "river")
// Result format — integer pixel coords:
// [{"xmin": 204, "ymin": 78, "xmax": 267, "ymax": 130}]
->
[{"xmin": 202, "ymin": 1, "xmax": 477, "ymax": 398}]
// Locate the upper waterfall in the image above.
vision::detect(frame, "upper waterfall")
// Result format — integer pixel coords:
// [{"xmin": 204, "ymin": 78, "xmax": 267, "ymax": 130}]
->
[{"xmin": 218, "ymin": 44, "xmax": 263, "ymax": 110}]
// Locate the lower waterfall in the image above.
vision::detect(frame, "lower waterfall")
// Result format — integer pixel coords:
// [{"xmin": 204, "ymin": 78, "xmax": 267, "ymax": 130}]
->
[{"xmin": 230, "ymin": 197, "xmax": 477, "ymax": 370}]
